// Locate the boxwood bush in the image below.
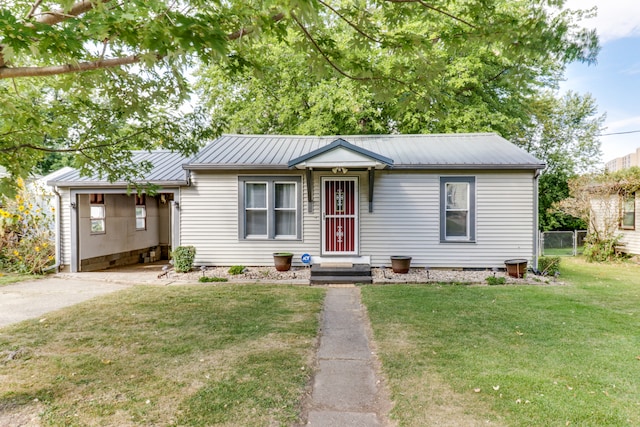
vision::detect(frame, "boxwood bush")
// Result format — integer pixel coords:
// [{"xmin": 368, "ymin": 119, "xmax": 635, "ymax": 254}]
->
[{"xmin": 171, "ymin": 246, "xmax": 196, "ymax": 273}]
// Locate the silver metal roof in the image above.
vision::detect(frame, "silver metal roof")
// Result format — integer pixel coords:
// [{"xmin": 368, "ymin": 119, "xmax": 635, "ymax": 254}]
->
[
  {"xmin": 48, "ymin": 150, "xmax": 189, "ymax": 187},
  {"xmin": 185, "ymin": 133, "xmax": 545, "ymax": 170}
]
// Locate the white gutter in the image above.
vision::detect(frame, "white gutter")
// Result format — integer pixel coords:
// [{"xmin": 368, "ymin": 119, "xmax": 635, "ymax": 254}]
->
[
  {"xmin": 43, "ymin": 187, "xmax": 62, "ymax": 272},
  {"xmin": 533, "ymin": 169, "xmax": 541, "ymax": 272}
]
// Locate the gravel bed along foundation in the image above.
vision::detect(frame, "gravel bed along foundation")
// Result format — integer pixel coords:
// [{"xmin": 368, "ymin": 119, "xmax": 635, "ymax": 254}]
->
[{"xmin": 169, "ymin": 266, "xmax": 556, "ymax": 285}]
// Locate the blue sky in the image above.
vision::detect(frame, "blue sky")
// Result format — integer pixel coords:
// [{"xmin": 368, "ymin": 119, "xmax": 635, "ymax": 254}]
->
[{"xmin": 561, "ymin": 0, "xmax": 640, "ymax": 165}]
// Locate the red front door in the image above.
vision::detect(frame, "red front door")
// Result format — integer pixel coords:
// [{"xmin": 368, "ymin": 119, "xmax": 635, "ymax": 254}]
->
[{"xmin": 323, "ymin": 178, "xmax": 358, "ymax": 254}]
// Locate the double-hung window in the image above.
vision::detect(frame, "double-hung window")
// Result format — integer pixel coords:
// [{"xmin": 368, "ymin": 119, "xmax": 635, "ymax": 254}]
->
[
  {"xmin": 440, "ymin": 177, "xmax": 476, "ymax": 242},
  {"xmin": 240, "ymin": 177, "xmax": 301, "ymax": 240},
  {"xmin": 620, "ymin": 193, "xmax": 636, "ymax": 230},
  {"xmin": 89, "ymin": 193, "xmax": 106, "ymax": 234},
  {"xmin": 135, "ymin": 194, "xmax": 147, "ymax": 230}
]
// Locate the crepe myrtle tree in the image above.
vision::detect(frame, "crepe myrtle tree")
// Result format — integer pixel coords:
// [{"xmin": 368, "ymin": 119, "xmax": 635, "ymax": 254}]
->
[{"xmin": 0, "ymin": 0, "xmax": 599, "ymax": 192}]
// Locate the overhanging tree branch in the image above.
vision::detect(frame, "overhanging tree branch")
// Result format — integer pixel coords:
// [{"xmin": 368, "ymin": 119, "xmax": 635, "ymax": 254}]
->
[
  {"xmin": 228, "ymin": 12, "xmax": 285, "ymax": 40},
  {"xmin": 0, "ymin": 6, "xmax": 286, "ymax": 79},
  {"xmin": 290, "ymin": 12, "xmax": 409, "ymax": 87},
  {"xmin": 316, "ymin": 0, "xmax": 383, "ymax": 44},
  {"xmin": 383, "ymin": 0, "xmax": 476, "ymax": 29},
  {"xmin": 0, "ymin": 55, "xmax": 140, "ymax": 79},
  {"xmin": 0, "ymin": 0, "xmax": 112, "ymax": 68},
  {"xmin": 35, "ymin": 0, "xmax": 112, "ymax": 26}
]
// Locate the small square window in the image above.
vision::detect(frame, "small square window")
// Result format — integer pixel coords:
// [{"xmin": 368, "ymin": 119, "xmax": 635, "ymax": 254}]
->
[
  {"xmin": 90, "ymin": 204, "xmax": 105, "ymax": 234},
  {"xmin": 620, "ymin": 194, "xmax": 636, "ymax": 230},
  {"xmin": 135, "ymin": 194, "xmax": 147, "ymax": 230},
  {"xmin": 440, "ymin": 177, "xmax": 476, "ymax": 243}
]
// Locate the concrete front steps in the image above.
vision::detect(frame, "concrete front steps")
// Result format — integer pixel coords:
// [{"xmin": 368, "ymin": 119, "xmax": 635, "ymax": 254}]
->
[{"xmin": 310, "ymin": 264, "xmax": 372, "ymax": 285}]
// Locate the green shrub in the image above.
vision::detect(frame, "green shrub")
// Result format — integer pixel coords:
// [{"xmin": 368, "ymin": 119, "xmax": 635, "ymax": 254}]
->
[
  {"xmin": 582, "ymin": 233, "xmax": 620, "ymax": 262},
  {"xmin": 538, "ymin": 256, "xmax": 561, "ymax": 276},
  {"xmin": 0, "ymin": 178, "xmax": 55, "ymax": 274},
  {"xmin": 228, "ymin": 265, "xmax": 245, "ymax": 275},
  {"xmin": 171, "ymin": 246, "xmax": 196, "ymax": 273},
  {"xmin": 198, "ymin": 276, "xmax": 228, "ymax": 283},
  {"xmin": 485, "ymin": 276, "xmax": 506, "ymax": 286}
]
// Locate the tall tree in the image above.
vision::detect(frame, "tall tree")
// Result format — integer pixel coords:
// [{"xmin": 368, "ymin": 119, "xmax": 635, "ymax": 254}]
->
[
  {"xmin": 1, "ymin": 0, "xmax": 598, "ymax": 189},
  {"xmin": 198, "ymin": 1, "xmax": 599, "ymax": 138},
  {"xmin": 513, "ymin": 91, "xmax": 604, "ymax": 231}
]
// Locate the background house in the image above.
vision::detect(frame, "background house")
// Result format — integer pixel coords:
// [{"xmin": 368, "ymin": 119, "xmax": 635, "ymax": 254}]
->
[{"xmin": 49, "ymin": 133, "xmax": 545, "ymax": 272}]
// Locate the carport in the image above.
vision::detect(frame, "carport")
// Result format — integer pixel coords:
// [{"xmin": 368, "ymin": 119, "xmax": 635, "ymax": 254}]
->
[{"xmin": 48, "ymin": 151, "xmax": 189, "ymax": 272}]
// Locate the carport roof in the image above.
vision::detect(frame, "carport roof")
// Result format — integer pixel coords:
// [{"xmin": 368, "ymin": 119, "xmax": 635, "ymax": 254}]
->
[{"xmin": 48, "ymin": 150, "xmax": 189, "ymax": 187}]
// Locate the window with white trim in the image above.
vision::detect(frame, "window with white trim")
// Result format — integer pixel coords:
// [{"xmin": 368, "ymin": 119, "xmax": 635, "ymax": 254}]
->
[
  {"xmin": 135, "ymin": 194, "xmax": 147, "ymax": 230},
  {"xmin": 239, "ymin": 177, "xmax": 301, "ymax": 240},
  {"xmin": 440, "ymin": 177, "xmax": 476, "ymax": 242},
  {"xmin": 89, "ymin": 193, "xmax": 105, "ymax": 234},
  {"xmin": 620, "ymin": 193, "xmax": 636, "ymax": 230}
]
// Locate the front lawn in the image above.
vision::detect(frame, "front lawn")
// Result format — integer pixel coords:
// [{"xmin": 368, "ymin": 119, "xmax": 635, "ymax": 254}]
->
[
  {"xmin": 362, "ymin": 257, "xmax": 640, "ymax": 426},
  {"xmin": 0, "ymin": 284, "xmax": 324, "ymax": 426}
]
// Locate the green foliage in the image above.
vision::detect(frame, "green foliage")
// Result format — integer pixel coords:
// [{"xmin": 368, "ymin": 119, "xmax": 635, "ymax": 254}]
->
[
  {"xmin": 582, "ymin": 233, "xmax": 621, "ymax": 262},
  {"xmin": 515, "ymin": 92, "xmax": 604, "ymax": 177},
  {"xmin": 0, "ymin": 178, "xmax": 55, "ymax": 274},
  {"xmin": 0, "ymin": 0, "xmax": 601, "ymax": 192},
  {"xmin": 171, "ymin": 246, "xmax": 196, "ymax": 273},
  {"xmin": 198, "ymin": 276, "xmax": 228, "ymax": 283},
  {"xmin": 227, "ymin": 265, "xmax": 245, "ymax": 275},
  {"xmin": 539, "ymin": 171, "xmax": 588, "ymax": 232},
  {"xmin": 538, "ymin": 256, "xmax": 561, "ymax": 276},
  {"xmin": 485, "ymin": 276, "xmax": 506, "ymax": 286}
]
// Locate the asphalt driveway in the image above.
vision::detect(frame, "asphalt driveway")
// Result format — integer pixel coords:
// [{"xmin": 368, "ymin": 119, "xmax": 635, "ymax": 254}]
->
[{"xmin": 0, "ymin": 277, "xmax": 132, "ymax": 328}]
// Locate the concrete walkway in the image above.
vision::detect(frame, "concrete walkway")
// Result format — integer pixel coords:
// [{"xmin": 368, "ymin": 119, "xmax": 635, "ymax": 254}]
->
[
  {"xmin": 0, "ymin": 277, "xmax": 132, "ymax": 328},
  {"xmin": 303, "ymin": 285, "xmax": 393, "ymax": 426}
]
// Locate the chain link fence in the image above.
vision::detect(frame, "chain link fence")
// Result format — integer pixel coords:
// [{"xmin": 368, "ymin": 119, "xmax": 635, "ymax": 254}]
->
[{"xmin": 540, "ymin": 230, "xmax": 587, "ymax": 256}]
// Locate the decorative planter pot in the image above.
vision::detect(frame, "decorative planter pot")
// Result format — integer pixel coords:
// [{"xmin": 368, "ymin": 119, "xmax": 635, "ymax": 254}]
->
[
  {"xmin": 390, "ymin": 256, "xmax": 412, "ymax": 274},
  {"xmin": 273, "ymin": 252, "xmax": 293, "ymax": 272},
  {"xmin": 504, "ymin": 259, "xmax": 528, "ymax": 278}
]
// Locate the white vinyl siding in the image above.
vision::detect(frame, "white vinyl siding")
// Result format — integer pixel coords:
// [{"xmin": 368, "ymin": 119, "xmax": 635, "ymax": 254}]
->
[
  {"xmin": 180, "ymin": 171, "xmax": 314, "ymax": 266},
  {"xmin": 595, "ymin": 193, "xmax": 640, "ymax": 255},
  {"xmin": 181, "ymin": 170, "xmax": 536, "ymax": 268},
  {"xmin": 60, "ymin": 190, "xmax": 72, "ymax": 268},
  {"xmin": 360, "ymin": 171, "xmax": 536, "ymax": 268}
]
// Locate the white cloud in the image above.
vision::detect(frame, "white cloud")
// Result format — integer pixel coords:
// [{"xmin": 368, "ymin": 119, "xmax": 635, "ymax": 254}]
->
[
  {"xmin": 564, "ymin": 0, "xmax": 640, "ymax": 43},
  {"xmin": 606, "ymin": 115, "xmax": 640, "ymax": 131},
  {"xmin": 621, "ymin": 63, "xmax": 640, "ymax": 75}
]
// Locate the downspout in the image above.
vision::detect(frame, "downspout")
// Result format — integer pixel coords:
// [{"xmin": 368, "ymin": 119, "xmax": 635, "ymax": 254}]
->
[
  {"xmin": 533, "ymin": 169, "xmax": 541, "ymax": 272},
  {"xmin": 44, "ymin": 187, "xmax": 62, "ymax": 272}
]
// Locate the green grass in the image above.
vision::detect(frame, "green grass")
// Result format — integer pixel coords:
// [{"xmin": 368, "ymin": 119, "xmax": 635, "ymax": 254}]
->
[
  {"xmin": 541, "ymin": 247, "xmax": 575, "ymax": 256},
  {"xmin": 0, "ymin": 284, "xmax": 324, "ymax": 426},
  {"xmin": 362, "ymin": 257, "xmax": 640, "ymax": 426},
  {"xmin": 0, "ymin": 271, "xmax": 37, "ymax": 286}
]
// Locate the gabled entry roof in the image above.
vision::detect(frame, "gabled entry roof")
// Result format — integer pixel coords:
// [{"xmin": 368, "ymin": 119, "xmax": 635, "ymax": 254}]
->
[
  {"xmin": 287, "ymin": 138, "xmax": 393, "ymax": 170},
  {"xmin": 184, "ymin": 133, "xmax": 545, "ymax": 171}
]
